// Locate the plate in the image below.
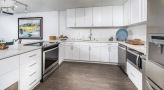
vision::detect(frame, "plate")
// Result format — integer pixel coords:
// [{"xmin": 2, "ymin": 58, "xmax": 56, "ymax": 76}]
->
[{"xmin": 116, "ymin": 29, "xmax": 128, "ymax": 41}]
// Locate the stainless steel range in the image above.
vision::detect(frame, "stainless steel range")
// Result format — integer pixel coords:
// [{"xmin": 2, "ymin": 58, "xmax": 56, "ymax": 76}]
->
[{"xmin": 24, "ymin": 41, "xmax": 60, "ymax": 82}]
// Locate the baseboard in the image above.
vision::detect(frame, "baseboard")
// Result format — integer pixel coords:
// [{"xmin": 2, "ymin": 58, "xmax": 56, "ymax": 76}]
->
[{"xmin": 63, "ymin": 59, "xmax": 118, "ymax": 65}]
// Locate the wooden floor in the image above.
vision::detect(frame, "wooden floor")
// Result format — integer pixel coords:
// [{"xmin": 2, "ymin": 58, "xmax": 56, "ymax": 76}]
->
[{"xmin": 34, "ymin": 61, "xmax": 137, "ymax": 90}]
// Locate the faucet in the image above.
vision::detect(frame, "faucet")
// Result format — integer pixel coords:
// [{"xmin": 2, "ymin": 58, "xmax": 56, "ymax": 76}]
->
[{"xmin": 89, "ymin": 29, "xmax": 92, "ymax": 40}]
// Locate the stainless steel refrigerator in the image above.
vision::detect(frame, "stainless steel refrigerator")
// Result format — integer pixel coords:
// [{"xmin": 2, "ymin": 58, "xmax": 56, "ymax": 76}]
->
[{"xmin": 147, "ymin": 0, "xmax": 164, "ymax": 89}]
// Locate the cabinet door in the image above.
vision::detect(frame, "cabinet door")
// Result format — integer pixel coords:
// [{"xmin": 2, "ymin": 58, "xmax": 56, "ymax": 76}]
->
[
  {"xmin": 124, "ymin": 0, "xmax": 131, "ymax": 25},
  {"xmin": 67, "ymin": 9, "xmax": 76, "ymax": 27},
  {"xmin": 101, "ymin": 47, "xmax": 110, "ymax": 62},
  {"xmin": 79, "ymin": 46, "xmax": 90, "ymax": 61},
  {"xmin": 65, "ymin": 45, "xmax": 73, "ymax": 60},
  {"xmin": 102, "ymin": 6, "xmax": 113, "ymax": 26},
  {"xmin": 113, "ymin": 6, "xmax": 123, "ymax": 26},
  {"xmin": 109, "ymin": 47, "xmax": 118, "ymax": 63},
  {"xmin": 84, "ymin": 8, "xmax": 93, "ymax": 27},
  {"xmin": 72, "ymin": 45, "xmax": 80, "ymax": 60},
  {"xmin": 76, "ymin": 8, "xmax": 85, "ymax": 27},
  {"xmin": 90, "ymin": 46, "xmax": 101, "ymax": 62},
  {"xmin": 93, "ymin": 7, "xmax": 102, "ymax": 27},
  {"xmin": 131, "ymin": 0, "xmax": 142, "ymax": 24},
  {"xmin": 142, "ymin": 0, "xmax": 147, "ymax": 21},
  {"xmin": 59, "ymin": 43, "xmax": 64, "ymax": 64}
]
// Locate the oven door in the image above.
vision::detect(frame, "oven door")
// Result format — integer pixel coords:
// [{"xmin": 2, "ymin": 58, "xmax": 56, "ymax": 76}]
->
[
  {"xmin": 127, "ymin": 49, "xmax": 140, "ymax": 69},
  {"xmin": 43, "ymin": 46, "xmax": 59, "ymax": 75}
]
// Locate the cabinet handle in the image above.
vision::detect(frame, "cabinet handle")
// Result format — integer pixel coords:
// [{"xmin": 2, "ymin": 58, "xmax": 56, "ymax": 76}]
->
[
  {"xmin": 29, "ymin": 71, "xmax": 37, "ymax": 77},
  {"xmin": 29, "ymin": 54, "xmax": 36, "ymax": 58},
  {"xmin": 29, "ymin": 63, "xmax": 37, "ymax": 67},
  {"xmin": 29, "ymin": 79, "xmax": 37, "ymax": 86},
  {"xmin": 130, "ymin": 72, "xmax": 135, "ymax": 77}
]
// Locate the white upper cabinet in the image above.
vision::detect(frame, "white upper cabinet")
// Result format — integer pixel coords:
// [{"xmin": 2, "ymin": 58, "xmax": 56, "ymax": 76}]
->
[
  {"xmin": 67, "ymin": 9, "xmax": 76, "ymax": 27},
  {"xmin": 76, "ymin": 8, "xmax": 85, "ymax": 27},
  {"xmin": 130, "ymin": 0, "xmax": 142, "ymax": 24},
  {"xmin": 124, "ymin": 0, "xmax": 131, "ymax": 25},
  {"xmin": 93, "ymin": 7, "xmax": 102, "ymax": 27},
  {"xmin": 142, "ymin": 0, "xmax": 147, "ymax": 21},
  {"xmin": 84, "ymin": 8, "xmax": 93, "ymax": 27},
  {"xmin": 101, "ymin": 6, "xmax": 113, "ymax": 26},
  {"xmin": 113, "ymin": 6, "xmax": 123, "ymax": 26}
]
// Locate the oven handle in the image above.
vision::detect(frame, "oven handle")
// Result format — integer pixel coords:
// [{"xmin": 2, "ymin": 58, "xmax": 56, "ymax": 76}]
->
[
  {"xmin": 43, "ymin": 46, "xmax": 59, "ymax": 53},
  {"xmin": 127, "ymin": 49, "xmax": 140, "ymax": 56}
]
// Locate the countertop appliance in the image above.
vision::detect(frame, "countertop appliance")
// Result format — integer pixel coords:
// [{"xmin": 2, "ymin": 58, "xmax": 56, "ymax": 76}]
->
[
  {"xmin": 24, "ymin": 41, "xmax": 60, "ymax": 82},
  {"xmin": 118, "ymin": 44, "xmax": 127, "ymax": 74},
  {"xmin": 147, "ymin": 0, "xmax": 164, "ymax": 89},
  {"xmin": 127, "ymin": 48, "xmax": 144, "ymax": 71}
]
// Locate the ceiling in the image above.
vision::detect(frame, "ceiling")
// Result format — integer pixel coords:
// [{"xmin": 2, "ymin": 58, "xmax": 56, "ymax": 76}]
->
[{"xmin": 0, "ymin": 0, "xmax": 127, "ymax": 13}]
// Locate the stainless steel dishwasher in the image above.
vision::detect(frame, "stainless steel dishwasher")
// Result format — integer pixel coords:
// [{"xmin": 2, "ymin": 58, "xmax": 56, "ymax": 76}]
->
[{"xmin": 118, "ymin": 44, "xmax": 127, "ymax": 74}]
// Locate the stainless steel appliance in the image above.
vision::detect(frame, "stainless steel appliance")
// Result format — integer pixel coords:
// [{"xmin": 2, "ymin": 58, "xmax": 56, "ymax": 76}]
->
[
  {"xmin": 118, "ymin": 44, "xmax": 127, "ymax": 73},
  {"xmin": 42, "ymin": 43, "xmax": 59, "ymax": 81},
  {"xmin": 147, "ymin": 0, "xmax": 164, "ymax": 89},
  {"xmin": 127, "ymin": 48, "xmax": 144, "ymax": 71},
  {"xmin": 146, "ymin": 34, "xmax": 164, "ymax": 90},
  {"xmin": 141, "ymin": 55, "xmax": 146, "ymax": 90},
  {"xmin": 24, "ymin": 41, "xmax": 60, "ymax": 82}
]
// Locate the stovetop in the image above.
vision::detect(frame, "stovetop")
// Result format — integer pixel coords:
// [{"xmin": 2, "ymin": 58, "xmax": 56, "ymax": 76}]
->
[{"xmin": 24, "ymin": 41, "xmax": 59, "ymax": 47}]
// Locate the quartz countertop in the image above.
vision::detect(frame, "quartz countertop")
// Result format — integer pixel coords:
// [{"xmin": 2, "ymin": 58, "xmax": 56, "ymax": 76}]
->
[{"xmin": 0, "ymin": 45, "xmax": 41, "ymax": 60}]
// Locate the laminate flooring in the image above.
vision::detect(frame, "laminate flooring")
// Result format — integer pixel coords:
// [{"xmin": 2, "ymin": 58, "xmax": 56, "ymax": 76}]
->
[{"xmin": 34, "ymin": 61, "xmax": 137, "ymax": 90}]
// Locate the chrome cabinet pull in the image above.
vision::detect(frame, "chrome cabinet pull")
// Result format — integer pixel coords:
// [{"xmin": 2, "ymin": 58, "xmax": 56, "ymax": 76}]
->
[
  {"xmin": 29, "ymin": 71, "xmax": 37, "ymax": 77},
  {"xmin": 29, "ymin": 79, "xmax": 37, "ymax": 86},
  {"xmin": 130, "ymin": 72, "xmax": 135, "ymax": 77},
  {"xmin": 29, "ymin": 63, "xmax": 36, "ymax": 67},
  {"xmin": 29, "ymin": 54, "xmax": 36, "ymax": 58}
]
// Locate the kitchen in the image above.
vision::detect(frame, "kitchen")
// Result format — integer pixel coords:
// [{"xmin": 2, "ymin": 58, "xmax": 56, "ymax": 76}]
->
[{"xmin": 0, "ymin": 0, "xmax": 162, "ymax": 90}]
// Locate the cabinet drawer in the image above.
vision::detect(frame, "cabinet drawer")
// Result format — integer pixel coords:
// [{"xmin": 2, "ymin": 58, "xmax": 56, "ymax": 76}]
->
[
  {"xmin": 20, "ymin": 70, "xmax": 38, "ymax": 90},
  {"xmin": 65, "ymin": 42, "xmax": 80, "ymax": 45},
  {"xmin": 20, "ymin": 49, "xmax": 41, "ymax": 64},
  {"xmin": 100, "ymin": 43, "xmax": 118, "ymax": 47},
  {"xmin": 127, "ymin": 62, "xmax": 142, "ymax": 90},
  {"xmin": 89, "ymin": 43, "xmax": 100, "ymax": 46},
  {"xmin": 80, "ymin": 42, "xmax": 91, "ymax": 46},
  {"xmin": 20, "ymin": 59, "xmax": 38, "ymax": 78},
  {"xmin": 0, "ymin": 55, "xmax": 19, "ymax": 76},
  {"xmin": 0, "ymin": 69, "xmax": 19, "ymax": 90}
]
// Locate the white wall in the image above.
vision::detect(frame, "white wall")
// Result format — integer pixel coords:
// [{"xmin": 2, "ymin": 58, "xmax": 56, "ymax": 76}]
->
[
  {"xmin": 59, "ymin": 11, "xmax": 147, "ymax": 41},
  {"xmin": 127, "ymin": 24, "xmax": 147, "ymax": 41},
  {"xmin": 0, "ymin": 11, "xmax": 59, "ymax": 43}
]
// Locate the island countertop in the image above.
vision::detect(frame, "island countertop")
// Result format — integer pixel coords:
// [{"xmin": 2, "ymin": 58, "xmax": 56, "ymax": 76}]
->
[{"xmin": 0, "ymin": 45, "xmax": 41, "ymax": 60}]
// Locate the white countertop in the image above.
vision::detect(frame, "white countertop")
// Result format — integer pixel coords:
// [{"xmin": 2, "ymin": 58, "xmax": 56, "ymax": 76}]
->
[
  {"xmin": 0, "ymin": 45, "xmax": 41, "ymax": 60},
  {"xmin": 63, "ymin": 40, "xmax": 147, "ymax": 55}
]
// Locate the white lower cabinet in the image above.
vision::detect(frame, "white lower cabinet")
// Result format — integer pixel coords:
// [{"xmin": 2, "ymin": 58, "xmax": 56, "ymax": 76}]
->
[
  {"xmin": 64, "ymin": 42, "xmax": 80, "ymax": 60},
  {"xmin": 59, "ymin": 43, "xmax": 65, "ymax": 65},
  {"xmin": 109, "ymin": 47, "xmax": 118, "ymax": 63},
  {"xmin": 79, "ymin": 46, "xmax": 90, "ymax": 61},
  {"xmin": 64, "ymin": 42, "xmax": 118, "ymax": 63},
  {"xmin": 100, "ymin": 43, "xmax": 118, "ymax": 63},
  {"xmin": 20, "ymin": 49, "xmax": 42, "ymax": 90},
  {"xmin": 65, "ymin": 45, "xmax": 73, "ymax": 60},
  {"xmin": 101, "ymin": 47, "xmax": 110, "ymax": 62},
  {"xmin": 90, "ymin": 46, "xmax": 101, "ymax": 62},
  {"xmin": 127, "ymin": 62, "xmax": 142, "ymax": 90}
]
